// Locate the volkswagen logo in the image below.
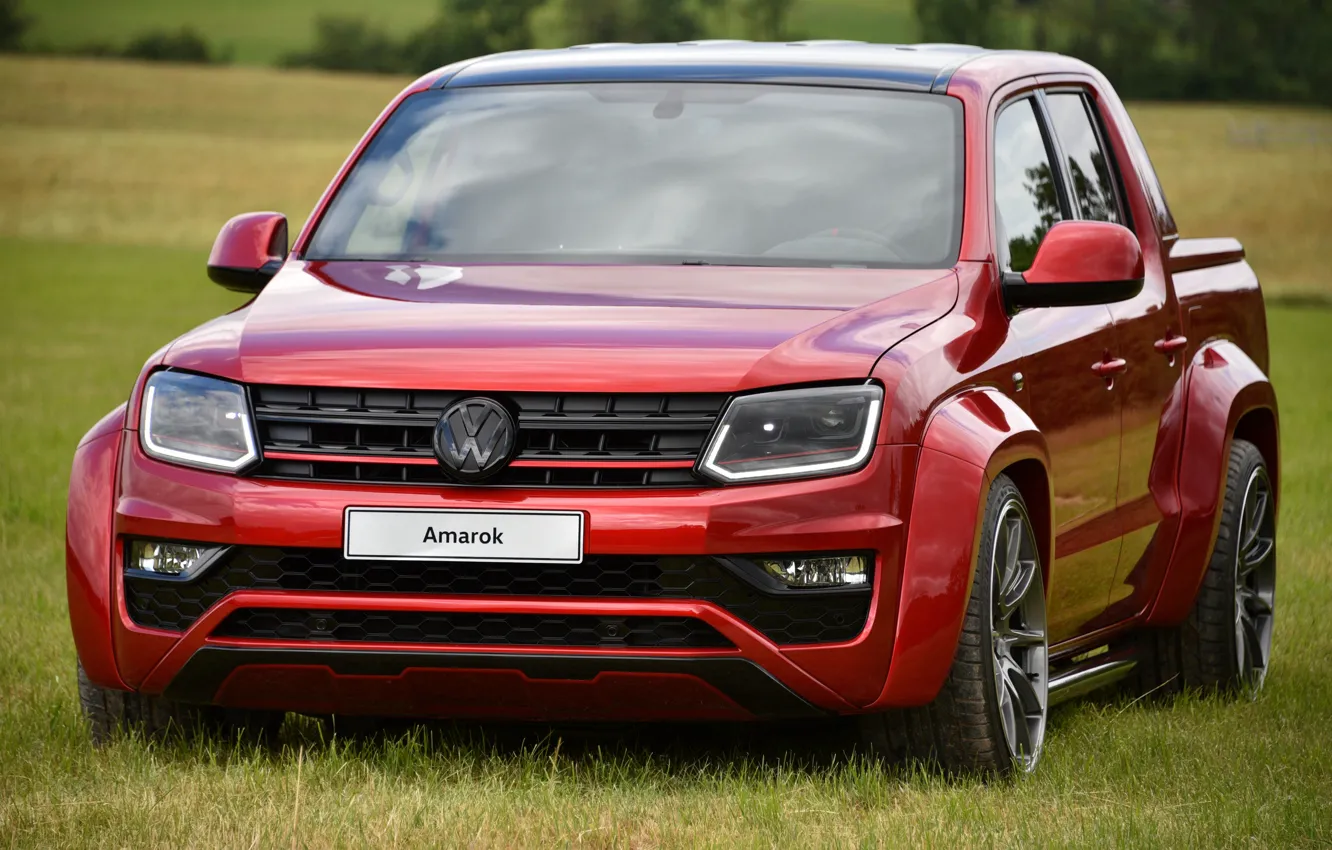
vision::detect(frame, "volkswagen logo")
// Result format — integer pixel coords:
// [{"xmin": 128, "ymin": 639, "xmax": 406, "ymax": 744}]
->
[{"xmin": 433, "ymin": 397, "xmax": 517, "ymax": 482}]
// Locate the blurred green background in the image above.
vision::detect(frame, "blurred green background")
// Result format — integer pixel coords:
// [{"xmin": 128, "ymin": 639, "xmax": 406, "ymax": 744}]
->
[{"xmin": 7, "ymin": 0, "xmax": 1331, "ymax": 105}]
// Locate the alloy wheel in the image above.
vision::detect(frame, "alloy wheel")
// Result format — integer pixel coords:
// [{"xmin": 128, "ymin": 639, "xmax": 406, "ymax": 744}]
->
[
  {"xmin": 989, "ymin": 499, "xmax": 1048, "ymax": 771},
  {"xmin": 1235, "ymin": 466, "xmax": 1276, "ymax": 694}
]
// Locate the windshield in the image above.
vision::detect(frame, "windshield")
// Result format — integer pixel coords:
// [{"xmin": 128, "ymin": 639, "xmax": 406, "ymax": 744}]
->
[{"xmin": 307, "ymin": 83, "xmax": 963, "ymax": 268}]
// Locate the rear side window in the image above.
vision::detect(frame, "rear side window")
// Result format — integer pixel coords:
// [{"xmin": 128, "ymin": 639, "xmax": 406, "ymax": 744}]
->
[
  {"xmin": 1045, "ymin": 93, "xmax": 1123, "ymax": 224},
  {"xmin": 1096, "ymin": 90, "xmax": 1176, "ymax": 237},
  {"xmin": 994, "ymin": 98, "xmax": 1061, "ymax": 272}
]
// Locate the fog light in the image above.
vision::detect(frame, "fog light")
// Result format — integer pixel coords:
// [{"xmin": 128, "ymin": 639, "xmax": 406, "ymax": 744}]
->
[
  {"xmin": 129, "ymin": 540, "xmax": 217, "ymax": 579},
  {"xmin": 755, "ymin": 554, "xmax": 870, "ymax": 588}
]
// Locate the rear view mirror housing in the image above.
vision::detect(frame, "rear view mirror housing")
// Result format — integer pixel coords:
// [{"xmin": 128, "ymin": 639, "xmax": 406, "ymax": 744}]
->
[
  {"xmin": 1003, "ymin": 220, "xmax": 1145, "ymax": 311},
  {"xmin": 206, "ymin": 212, "xmax": 288, "ymax": 294}
]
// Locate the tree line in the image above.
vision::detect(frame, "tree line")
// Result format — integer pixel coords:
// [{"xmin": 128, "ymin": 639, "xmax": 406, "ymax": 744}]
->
[
  {"xmin": 281, "ymin": 0, "xmax": 798, "ymax": 76},
  {"xmin": 0, "ymin": 0, "xmax": 227, "ymax": 63},
  {"xmin": 918, "ymin": 0, "xmax": 1332, "ymax": 105},
  {"xmin": 2, "ymin": 0, "xmax": 1328, "ymax": 105},
  {"xmin": 282, "ymin": 0, "xmax": 1332, "ymax": 106}
]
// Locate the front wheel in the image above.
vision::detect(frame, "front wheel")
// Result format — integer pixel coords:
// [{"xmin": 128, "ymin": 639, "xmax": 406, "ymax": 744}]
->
[
  {"xmin": 860, "ymin": 474, "xmax": 1049, "ymax": 775},
  {"xmin": 78, "ymin": 661, "xmax": 283, "ymax": 746}
]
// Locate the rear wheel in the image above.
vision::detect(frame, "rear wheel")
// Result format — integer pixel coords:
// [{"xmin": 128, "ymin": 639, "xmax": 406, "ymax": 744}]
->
[
  {"xmin": 78, "ymin": 661, "xmax": 283, "ymax": 746},
  {"xmin": 1134, "ymin": 438, "xmax": 1276, "ymax": 697},
  {"xmin": 860, "ymin": 474, "xmax": 1049, "ymax": 775}
]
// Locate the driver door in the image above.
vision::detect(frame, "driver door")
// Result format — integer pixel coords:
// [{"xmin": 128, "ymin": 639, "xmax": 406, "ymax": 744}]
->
[{"xmin": 996, "ymin": 94, "xmax": 1124, "ymax": 644}]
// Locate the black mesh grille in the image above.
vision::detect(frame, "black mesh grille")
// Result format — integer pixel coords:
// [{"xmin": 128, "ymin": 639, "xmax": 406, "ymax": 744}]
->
[
  {"xmin": 249, "ymin": 387, "xmax": 725, "ymax": 489},
  {"xmin": 213, "ymin": 609, "xmax": 731, "ymax": 648},
  {"xmin": 124, "ymin": 548, "xmax": 871, "ymax": 646}
]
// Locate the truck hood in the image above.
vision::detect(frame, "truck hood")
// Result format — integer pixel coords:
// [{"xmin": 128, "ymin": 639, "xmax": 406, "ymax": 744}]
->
[{"xmin": 164, "ymin": 261, "xmax": 958, "ymax": 393}]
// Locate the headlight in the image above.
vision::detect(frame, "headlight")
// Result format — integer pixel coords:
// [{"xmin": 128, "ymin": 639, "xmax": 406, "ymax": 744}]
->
[
  {"xmin": 139, "ymin": 371, "xmax": 258, "ymax": 472},
  {"xmin": 697, "ymin": 384, "xmax": 882, "ymax": 483}
]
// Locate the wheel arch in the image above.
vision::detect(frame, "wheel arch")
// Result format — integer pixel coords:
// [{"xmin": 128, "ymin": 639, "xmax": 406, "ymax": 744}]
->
[
  {"xmin": 67, "ymin": 404, "xmax": 130, "ymax": 691},
  {"xmin": 1233, "ymin": 405, "xmax": 1279, "ymax": 505},
  {"xmin": 999, "ymin": 458, "xmax": 1052, "ymax": 591},
  {"xmin": 870, "ymin": 388, "xmax": 1051, "ymax": 709},
  {"xmin": 1146, "ymin": 340, "xmax": 1279, "ymax": 625}
]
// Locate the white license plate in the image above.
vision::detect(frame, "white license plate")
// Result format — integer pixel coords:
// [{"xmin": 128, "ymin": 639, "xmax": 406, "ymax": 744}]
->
[{"xmin": 343, "ymin": 508, "xmax": 584, "ymax": 563}]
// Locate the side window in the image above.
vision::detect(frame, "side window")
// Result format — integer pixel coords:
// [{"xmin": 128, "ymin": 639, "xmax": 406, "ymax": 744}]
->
[
  {"xmin": 1044, "ymin": 93, "xmax": 1123, "ymax": 224},
  {"xmin": 1099, "ymin": 90, "xmax": 1176, "ymax": 236},
  {"xmin": 994, "ymin": 98, "xmax": 1061, "ymax": 272}
]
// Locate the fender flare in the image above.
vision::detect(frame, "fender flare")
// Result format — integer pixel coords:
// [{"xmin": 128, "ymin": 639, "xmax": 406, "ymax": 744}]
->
[
  {"xmin": 1146, "ymin": 341, "xmax": 1279, "ymax": 625},
  {"xmin": 66, "ymin": 403, "xmax": 129, "ymax": 690},
  {"xmin": 870, "ymin": 389, "xmax": 1052, "ymax": 708}
]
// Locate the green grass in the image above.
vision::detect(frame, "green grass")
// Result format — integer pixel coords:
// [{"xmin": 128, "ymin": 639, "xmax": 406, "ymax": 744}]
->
[
  {"xmin": 1, "ymin": 55, "xmax": 1331, "ymax": 845},
  {"xmin": 25, "ymin": 0, "xmax": 440, "ymax": 67},
  {"xmin": 23, "ymin": 0, "xmax": 916, "ymax": 66},
  {"xmin": 1, "ymin": 237, "xmax": 1329, "ymax": 846}
]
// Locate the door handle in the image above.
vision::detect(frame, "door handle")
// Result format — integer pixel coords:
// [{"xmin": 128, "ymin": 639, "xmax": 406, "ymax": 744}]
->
[
  {"xmin": 1091, "ymin": 358, "xmax": 1128, "ymax": 377},
  {"xmin": 1154, "ymin": 334, "xmax": 1188, "ymax": 355}
]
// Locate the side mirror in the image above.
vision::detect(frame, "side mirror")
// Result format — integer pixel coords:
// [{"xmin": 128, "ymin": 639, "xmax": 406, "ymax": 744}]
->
[
  {"xmin": 206, "ymin": 212, "xmax": 288, "ymax": 294},
  {"xmin": 1002, "ymin": 220, "xmax": 1144, "ymax": 312}
]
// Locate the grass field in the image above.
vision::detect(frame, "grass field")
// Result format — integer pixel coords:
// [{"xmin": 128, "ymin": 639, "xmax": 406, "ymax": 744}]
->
[
  {"xmin": 23, "ymin": 0, "xmax": 916, "ymax": 66},
  {"xmin": 1, "ymin": 55, "xmax": 1331, "ymax": 846},
  {"xmin": 25, "ymin": 0, "xmax": 440, "ymax": 66}
]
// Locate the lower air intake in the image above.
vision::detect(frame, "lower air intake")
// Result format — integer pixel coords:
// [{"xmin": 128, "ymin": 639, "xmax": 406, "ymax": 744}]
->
[{"xmin": 213, "ymin": 609, "xmax": 732, "ymax": 648}]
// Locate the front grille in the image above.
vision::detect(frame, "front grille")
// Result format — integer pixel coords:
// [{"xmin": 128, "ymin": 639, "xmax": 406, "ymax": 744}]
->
[
  {"xmin": 254, "ymin": 459, "xmax": 699, "ymax": 488},
  {"xmin": 125, "ymin": 548, "xmax": 872, "ymax": 646},
  {"xmin": 213, "ymin": 609, "xmax": 731, "ymax": 648},
  {"xmin": 249, "ymin": 386, "xmax": 725, "ymax": 489}
]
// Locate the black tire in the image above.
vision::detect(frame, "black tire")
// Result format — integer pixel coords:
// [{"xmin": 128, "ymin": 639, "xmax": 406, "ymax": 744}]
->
[
  {"xmin": 78, "ymin": 661, "xmax": 284, "ymax": 746},
  {"xmin": 860, "ymin": 474, "xmax": 1049, "ymax": 776},
  {"xmin": 1133, "ymin": 438, "xmax": 1276, "ymax": 697}
]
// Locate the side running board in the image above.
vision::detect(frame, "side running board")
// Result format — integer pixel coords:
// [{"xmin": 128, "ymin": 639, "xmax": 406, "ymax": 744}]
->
[{"xmin": 1048, "ymin": 646, "xmax": 1139, "ymax": 707}]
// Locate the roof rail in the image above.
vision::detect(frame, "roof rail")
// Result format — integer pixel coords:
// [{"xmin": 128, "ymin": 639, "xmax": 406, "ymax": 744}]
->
[
  {"xmin": 786, "ymin": 40, "xmax": 868, "ymax": 47},
  {"xmin": 912, "ymin": 43, "xmax": 987, "ymax": 52}
]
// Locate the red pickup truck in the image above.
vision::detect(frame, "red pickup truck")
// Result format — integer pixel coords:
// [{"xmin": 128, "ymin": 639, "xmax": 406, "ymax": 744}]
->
[{"xmin": 67, "ymin": 43, "xmax": 1278, "ymax": 776}]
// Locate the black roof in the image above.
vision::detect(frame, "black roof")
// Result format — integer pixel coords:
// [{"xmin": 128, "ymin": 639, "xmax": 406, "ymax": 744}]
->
[{"xmin": 437, "ymin": 41, "xmax": 996, "ymax": 94}]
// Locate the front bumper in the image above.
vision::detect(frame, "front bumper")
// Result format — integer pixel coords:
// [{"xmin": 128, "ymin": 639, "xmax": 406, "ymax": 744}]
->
[{"xmin": 96, "ymin": 434, "xmax": 918, "ymax": 718}]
